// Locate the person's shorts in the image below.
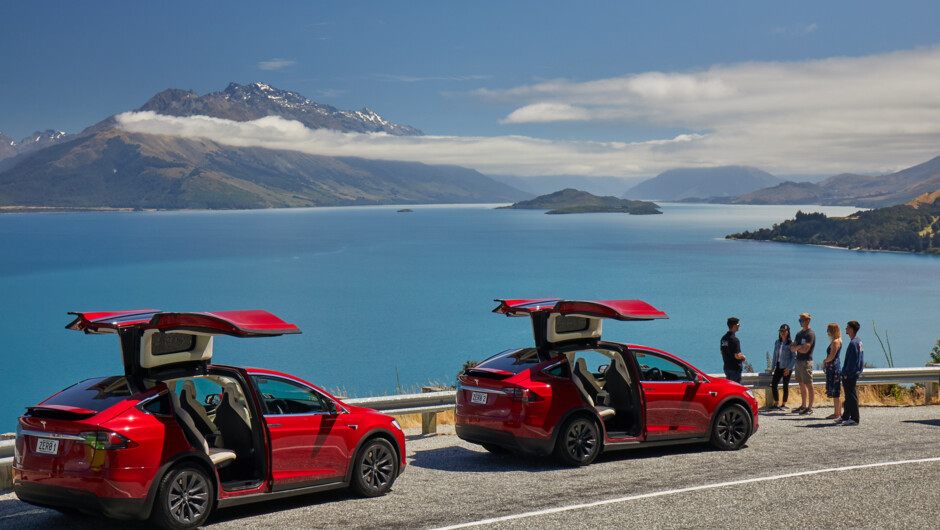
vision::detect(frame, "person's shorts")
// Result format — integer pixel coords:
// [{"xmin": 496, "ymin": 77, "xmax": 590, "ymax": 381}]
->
[{"xmin": 794, "ymin": 359, "xmax": 813, "ymax": 384}]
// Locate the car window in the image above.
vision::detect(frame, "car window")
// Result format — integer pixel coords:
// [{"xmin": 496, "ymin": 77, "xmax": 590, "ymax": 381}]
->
[
  {"xmin": 39, "ymin": 376, "xmax": 132, "ymax": 412},
  {"xmin": 474, "ymin": 348, "xmax": 541, "ymax": 374},
  {"xmin": 634, "ymin": 351, "xmax": 693, "ymax": 382},
  {"xmin": 252, "ymin": 375, "xmax": 334, "ymax": 415}
]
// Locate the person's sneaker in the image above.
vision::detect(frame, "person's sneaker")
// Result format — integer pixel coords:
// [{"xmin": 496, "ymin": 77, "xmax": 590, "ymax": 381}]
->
[
  {"xmin": 800, "ymin": 408, "xmax": 813, "ymax": 415},
  {"xmin": 840, "ymin": 419, "xmax": 858, "ymax": 426},
  {"xmin": 834, "ymin": 418, "xmax": 845, "ymax": 424},
  {"xmin": 794, "ymin": 406, "xmax": 806, "ymax": 413}
]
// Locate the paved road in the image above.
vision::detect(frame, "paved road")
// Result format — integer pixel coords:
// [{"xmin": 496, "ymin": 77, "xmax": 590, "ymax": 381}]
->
[{"xmin": 2, "ymin": 405, "xmax": 939, "ymax": 529}]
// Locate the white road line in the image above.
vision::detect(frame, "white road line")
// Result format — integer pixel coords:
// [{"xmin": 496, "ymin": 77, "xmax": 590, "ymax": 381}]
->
[{"xmin": 432, "ymin": 457, "xmax": 940, "ymax": 529}]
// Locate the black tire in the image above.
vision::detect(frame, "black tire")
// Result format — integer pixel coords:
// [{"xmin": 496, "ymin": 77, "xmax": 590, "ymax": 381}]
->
[
  {"xmin": 710, "ymin": 404, "xmax": 752, "ymax": 451},
  {"xmin": 350, "ymin": 438, "xmax": 399, "ymax": 497},
  {"xmin": 481, "ymin": 443, "xmax": 512, "ymax": 454},
  {"xmin": 554, "ymin": 415, "xmax": 601, "ymax": 466},
  {"xmin": 150, "ymin": 463, "xmax": 215, "ymax": 530}
]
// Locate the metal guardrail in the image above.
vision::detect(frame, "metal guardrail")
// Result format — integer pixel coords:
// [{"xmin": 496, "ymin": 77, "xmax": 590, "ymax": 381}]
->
[{"xmin": 347, "ymin": 367, "xmax": 940, "ymax": 434}]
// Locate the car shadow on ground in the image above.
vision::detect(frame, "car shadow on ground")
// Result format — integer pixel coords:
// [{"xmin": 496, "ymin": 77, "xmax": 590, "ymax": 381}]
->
[
  {"xmin": 0, "ymin": 497, "xmax": 147, "ymax": 529},
  {"xmin": 408, "ymin": 442, "xmax": 720, "ymax": 473},
  {"xmin": 901, "ymin": 419, "xmax": 940, "ymax": 427},
  {"xmin": 206, "ymin": 488, "xmax": 354, "ymax": 526}
]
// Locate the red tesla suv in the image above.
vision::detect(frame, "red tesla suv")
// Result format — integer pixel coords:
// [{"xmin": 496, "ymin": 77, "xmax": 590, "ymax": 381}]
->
[
  {"xmin": 456, "ymin": 299, "xmax": 758, "ymax": 466},
  {"xmin": 13, "ymin": 310, "xmax": 406, "ymax": 529}
]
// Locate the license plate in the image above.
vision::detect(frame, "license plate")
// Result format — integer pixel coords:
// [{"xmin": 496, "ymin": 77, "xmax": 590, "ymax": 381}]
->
[
  {"xmin": 470, "ymin": 391, "xmax": 488, "ymax": 405},
  {"xmin": 36, "ymin": 438, "xmax": 59, "ymax": 455}
]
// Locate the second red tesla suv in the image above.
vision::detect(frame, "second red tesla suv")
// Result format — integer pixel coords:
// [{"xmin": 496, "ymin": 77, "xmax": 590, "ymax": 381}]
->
[
  {"xmin": 456, "ymin": 299, "xmax": 758, "ymax": 466},
  {"xmin": 13, "ymin": 310, "xmax": 406, "ymax": 528}
]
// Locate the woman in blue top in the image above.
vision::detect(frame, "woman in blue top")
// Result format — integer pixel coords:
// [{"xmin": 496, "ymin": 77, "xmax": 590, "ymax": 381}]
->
[
  {"xmin": 769, "ymin": 324, "xmax": 795, "ymax": 409},
  {"xmin": 823, "ymin": 322, "xmax": 843, "ymax": 419}
]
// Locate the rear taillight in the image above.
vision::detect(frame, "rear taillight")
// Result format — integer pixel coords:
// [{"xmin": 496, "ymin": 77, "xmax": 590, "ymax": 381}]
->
[
  {"xmin": 79, "ymin": 430, "xmax": 138, "ymax": 451},
  {"xmin": 502, "ymin": 387, "xmax": 540, "ymax": 402}
]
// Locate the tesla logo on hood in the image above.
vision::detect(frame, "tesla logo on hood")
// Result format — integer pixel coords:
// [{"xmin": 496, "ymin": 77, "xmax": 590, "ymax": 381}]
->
[{"xmin": 40, "ymin": 420, "xmax": 46, "ymax": 429}]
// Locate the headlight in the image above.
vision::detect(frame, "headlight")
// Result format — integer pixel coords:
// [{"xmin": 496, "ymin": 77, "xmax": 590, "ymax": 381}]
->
[
  {"xmin": 745, "ymin": 389, "xmax": 755, "ymax": 399},
  {"xmin": 391, "ymin": 419, "xmax": 402, "ymax": 431}
]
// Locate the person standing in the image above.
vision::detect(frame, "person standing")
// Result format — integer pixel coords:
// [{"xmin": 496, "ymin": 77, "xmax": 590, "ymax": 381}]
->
[
  {"xmin": 823, "ymin": 323, "xmax": 843, "ymax": 419},
  {"xmin": 791, "ymin": 313, "xmax": 816, "ymax": 414},
  {"xmin": 721, "ymin": 317, "xmax": 746, "ymax": 384},
  {"xmin": 838, "ymin": 321, "xmax": 864, "ymax": 426},
  {"xmin": 769, "ymin": 324, "xmax": 795, "ymax": 409}
]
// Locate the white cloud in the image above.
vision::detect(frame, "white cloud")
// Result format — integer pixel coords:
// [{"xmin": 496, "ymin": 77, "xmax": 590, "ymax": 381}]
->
[
  {"xmin": 258, "ymin": 58, "xmax": 296, "ymax": 71},
  {"xmin": 117, "ymin": 46, "xmax": 940, "ymax": 179}
]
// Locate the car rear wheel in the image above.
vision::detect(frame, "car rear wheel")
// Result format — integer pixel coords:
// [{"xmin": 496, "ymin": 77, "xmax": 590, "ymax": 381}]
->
[
  {"xmin": 351, "ymin": 438, "xmax": 399, "ymax": 497},
  {"xmin": 554, "ymin": 415, "xmax": 601, "ymax": 466},
  {"xmin": 710, "ymin": 404, "xmax": 752, "ymax": 451},
  {"xmin": 151, "ymin": 464, "xmax": 215, "ymax": 530}
]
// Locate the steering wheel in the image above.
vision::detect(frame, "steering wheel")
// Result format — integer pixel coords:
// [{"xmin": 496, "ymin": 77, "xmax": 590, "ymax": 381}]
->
[
  {"xmin": 646, "ymin": 367, "xmax": 663, "ymax": 381},
  {"xmin": 203, "ymin": 393, "xmax": 222, "ymax": 413},
  {"xmin": 260, "ymin": 393, "xmax": 287, "ymax": 414}
]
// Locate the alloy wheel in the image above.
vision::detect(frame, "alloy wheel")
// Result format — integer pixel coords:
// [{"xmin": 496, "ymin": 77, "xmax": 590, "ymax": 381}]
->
[
  {"xmin": 360, "ymin": 442, "xmax": 394, "ymax": 491},
  {"xmin": 563, "ymin": 418, "xmax": 598, "ymax": 463},
  {"xmin": 166, "ymin": 469, "xmax": 210, "ymax": 525},
  {"xmin": 713, "ymin": 405, "xmax": 750, "ymax": 450}
]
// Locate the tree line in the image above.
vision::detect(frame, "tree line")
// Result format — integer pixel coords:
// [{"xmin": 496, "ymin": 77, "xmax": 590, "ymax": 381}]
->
[{"xmin": 727, "ymin": 199, "xmax": 940, "ymax": 254}]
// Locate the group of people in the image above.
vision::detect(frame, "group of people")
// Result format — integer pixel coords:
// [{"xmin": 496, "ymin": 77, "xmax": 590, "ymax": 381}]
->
[{"xmin": 720, "ymin": 314, "xmax": 865, "ymax": 425}]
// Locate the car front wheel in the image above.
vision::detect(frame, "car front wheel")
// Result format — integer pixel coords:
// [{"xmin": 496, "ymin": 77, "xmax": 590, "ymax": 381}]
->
[
  {"xmin": 554, "ymin": 415, "xmax": 601, "ymax": 466},
  {"xmin": 151, "ymin": 464, "xmax": 215, "ymax": 530},
  {"xmin": 710, "ymin": 404, "xmax": 752, "ymax": 450},
  {"xmin": 351, "ymin": 438, "xmax": 399, "ymax": 497}
]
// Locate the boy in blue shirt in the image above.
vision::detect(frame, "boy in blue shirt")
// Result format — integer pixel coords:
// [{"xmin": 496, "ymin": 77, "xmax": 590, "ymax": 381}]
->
[{"xmin": 837, "ymin": 321, "xmax": 864, "ymax": 426}]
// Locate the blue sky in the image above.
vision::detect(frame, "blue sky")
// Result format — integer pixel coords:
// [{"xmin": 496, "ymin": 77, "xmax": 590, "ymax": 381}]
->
[{"xmin": 4, "ymin": 0, "xmax": 940, "ymax": 181}]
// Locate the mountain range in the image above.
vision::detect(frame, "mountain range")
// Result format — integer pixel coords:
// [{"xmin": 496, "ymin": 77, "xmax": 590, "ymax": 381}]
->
[
  {"xmin": 0, "ymin": 83, "xmax": 526, "ymax": 209},
  {"xmin": 729, "ymin": 156, "xmax": 940, "ymax": 208},
  {"xmin": 622, "ymin": 166, "xmax": 781, "ymax": 201}
]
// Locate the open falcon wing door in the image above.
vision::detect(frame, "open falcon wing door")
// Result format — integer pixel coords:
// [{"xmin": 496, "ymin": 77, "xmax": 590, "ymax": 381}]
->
[
  {"xmin": 492, "ymin": 299, "xmax": 667, "ymax": 353},
  {"xmin": 66, "ymin": 309, "xmax": 301, "ymax": 388}
]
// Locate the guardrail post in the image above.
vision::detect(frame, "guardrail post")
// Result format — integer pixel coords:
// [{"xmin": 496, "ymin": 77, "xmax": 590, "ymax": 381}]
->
[
  {"xmin": 421, "ymin": 386, "xmax": 440, "ymax": 434},
  {"xmin": 926, "ymin": 382, "xmax": 938, "ymax": 405}
]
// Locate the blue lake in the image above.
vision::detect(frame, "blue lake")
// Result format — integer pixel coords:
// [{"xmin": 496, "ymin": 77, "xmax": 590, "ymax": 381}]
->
[{"xmin": 1, "ymin": 203, "xmax": 938, "ymax": 431}]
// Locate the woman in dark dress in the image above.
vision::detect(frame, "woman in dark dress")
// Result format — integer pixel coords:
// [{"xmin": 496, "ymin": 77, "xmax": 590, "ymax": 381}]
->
[{"xmin": 823, "ymin": 323, "xmax": 843, "ymax": 419}]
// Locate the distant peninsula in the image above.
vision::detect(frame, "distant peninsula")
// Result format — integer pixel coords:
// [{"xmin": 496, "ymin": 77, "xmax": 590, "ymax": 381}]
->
[
  {"xmin": 499, "ymin": 188, "xmax": 661, "ymax": 215},
  {"xmin": 726, "ymin": 195, "xmax": 939, "ymax": 254}
]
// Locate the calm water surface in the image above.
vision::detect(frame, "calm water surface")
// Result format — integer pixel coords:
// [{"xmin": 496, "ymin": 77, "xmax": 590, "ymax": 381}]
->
[{"xmin": 1, "ymin": 203, "xmax": 938, "ymax": 430}]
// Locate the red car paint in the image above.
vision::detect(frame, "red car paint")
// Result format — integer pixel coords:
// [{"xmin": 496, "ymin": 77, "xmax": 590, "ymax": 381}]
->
[
  {"xmin": 456, "ymin": 299, "xmax": 758, "ymax": 466},
  {"xmin": 14, "ymin": 310, "xmax": 405, "ymax": 528}
]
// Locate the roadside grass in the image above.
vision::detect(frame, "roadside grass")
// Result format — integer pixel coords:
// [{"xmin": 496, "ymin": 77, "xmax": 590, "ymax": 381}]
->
[
  {"xmin": 393, "ymin": 409, "xmax": 455, "ymax": 429},
  {"xmin": 756, "ymin": 383, "xmax": 939, "ymax": 408}
]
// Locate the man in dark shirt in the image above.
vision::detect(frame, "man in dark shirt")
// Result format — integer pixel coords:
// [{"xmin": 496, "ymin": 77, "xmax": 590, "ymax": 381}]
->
[
  {"xmin": 790, "ymin": 312, "xmax": 816, "ymax": 414},
  {"xmin": 837, "ymin": 321, "xmax": 864, "ymax": 426},
  {"xmin": 720, "ymin": 317, "xmax": 746, "ymax": 383}
]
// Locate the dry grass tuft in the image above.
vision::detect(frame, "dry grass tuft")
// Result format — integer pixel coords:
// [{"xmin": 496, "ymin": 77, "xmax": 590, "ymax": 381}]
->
[
  {"xmin": 392, "ymin": 409, "xmax": 455, "ymax": 429},
  {"xmin": 756, "ymin": 384, "xmax": 938, "ymax": 408}
]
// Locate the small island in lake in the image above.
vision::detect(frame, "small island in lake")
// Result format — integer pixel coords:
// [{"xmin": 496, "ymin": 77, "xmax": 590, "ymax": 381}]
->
[
  {"xmin": 726, "ymin": 195, "xmax": 940, "ymax": 254},
  {"xmin": 499, "ymin": 188, "xmax": 662, "ymax": 215}
]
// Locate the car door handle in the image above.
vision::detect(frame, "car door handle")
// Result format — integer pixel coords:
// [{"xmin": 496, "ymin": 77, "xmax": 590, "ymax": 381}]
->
[
  {"xmin": 643, "ymin": 388, "xmax": 655, "ymax": 392},
  {"xmin": 708, "ymin": 391, "xmax": 718, "ymax": 396},
  {"xmin": 268, "ymin": 423, "xmax": 282, "ymax": 427},
  {"xmin": 348, "ymin": 424, "xmax": 358, "ymax": 430}
]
